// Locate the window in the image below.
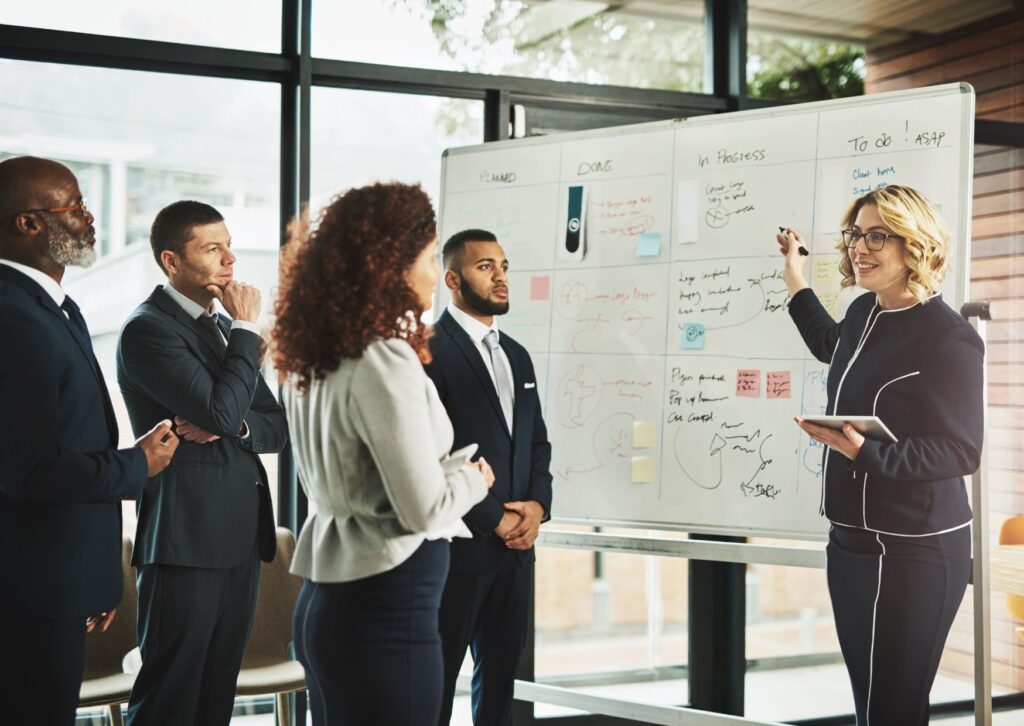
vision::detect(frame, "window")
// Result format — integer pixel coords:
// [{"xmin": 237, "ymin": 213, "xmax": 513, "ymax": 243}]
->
[
  {"xmin": 310, "ymin": 88, "xmax": 483, "ymax": 210},
  {"xmin": 0, "ymin": 0, "xmax": 281, "ymax": 52},
  {"xmin": 312, "ymin": 0, "xmax": 705, "ymax": 92},
  {"xmin": 0, "ymin": 58, "xmax": 281, "ymax": 530}
]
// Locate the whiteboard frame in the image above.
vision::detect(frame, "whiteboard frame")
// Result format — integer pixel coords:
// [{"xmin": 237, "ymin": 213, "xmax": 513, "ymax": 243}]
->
[{"xmin": 439, "ymin": 83, "xmax": 977, "ymax": 541}]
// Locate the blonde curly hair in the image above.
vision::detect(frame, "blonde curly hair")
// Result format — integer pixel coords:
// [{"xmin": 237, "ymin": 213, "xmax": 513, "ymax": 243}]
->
[{"xmin": 836, "ymin": 185, "xmax": 950, "ymax": 303}]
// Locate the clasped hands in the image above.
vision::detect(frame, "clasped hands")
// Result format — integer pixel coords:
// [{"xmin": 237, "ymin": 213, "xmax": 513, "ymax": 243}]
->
[
  {"xmin": 495, "ymin": 500, "xmax": 544, "ymax": 551},
  {"xmin": 795, "ymin": 416, "xmax": 865, "ymax": 461}
]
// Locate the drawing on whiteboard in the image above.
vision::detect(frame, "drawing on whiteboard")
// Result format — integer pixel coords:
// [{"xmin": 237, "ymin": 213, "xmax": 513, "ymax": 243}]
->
[
  {"xmin": 579, "ymin": 178, "xmax": 669, "ymax": 253},
  {"xmin": 555, "ymin": 278, "xmax": 660, "ymax": 353},
  {"xmin": 800, "ymin": 369, "xmax": 829, "ymax": 475},
  {"xmin": 671, "ymin": 424, "xmax": 779, "ymax": 499},
  {"xmin": 703, "ymin": 180, "xmax": 756, "ymax": 229},
  {"xmin": 556, "ymin": 364, "xmax": 655, "ymax": 428},
  {"xmin": 554, "ymin": 411, "xmax": 635, "ymax": 482},
  {"xmin": 674, "ymin": 263, "xmax": 790, "ymax": 335},
  {"xmin": 557, "ymin": 364, "xmax": 601, "ymax": 427}
]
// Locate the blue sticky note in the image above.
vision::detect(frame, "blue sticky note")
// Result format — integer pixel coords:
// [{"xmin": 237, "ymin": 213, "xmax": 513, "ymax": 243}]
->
[
  {"xmin": 635, "ymin": 231, "xmax": 662, "ymax": 257},
  {"xmin": 680, "ymin": 322, "xmax": 705, "ymax": 349}
]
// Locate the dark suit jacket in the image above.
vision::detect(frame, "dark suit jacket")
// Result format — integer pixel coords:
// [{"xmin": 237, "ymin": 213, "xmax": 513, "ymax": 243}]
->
[
  {"xmin": 424, "ymin": 310, "xmax": 552, "ymax": 574},
  {"xmin": 0, "ymin": 264, "xmax": 147, "ymax": 618},
  {"xmin": 116, "ymin": 286, "xmax": 288, "ymax": 569}
]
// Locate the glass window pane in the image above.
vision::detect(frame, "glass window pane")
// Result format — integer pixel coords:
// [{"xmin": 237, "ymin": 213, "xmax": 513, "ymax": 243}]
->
[
  {"xmin": 528, "ymin": 528, "xmax": 688, "ymax": 720},
  {"xmin": 310, "ymin": 88, "xmax": 483, "ymax": 210},
  {"xmin": 312, "ymin": 0, "xmax": 705, "ymax": 93},
  {"xmin": 747, "ymin": 1, "xmax": 1020, "ymax": 102},
  {"xmin": 0, "ymin": 0, "xmax": 281, "ymax": 52},
  {"xmin": 0, "ymin": 58, "xmax": 281, "ymax": 530}
]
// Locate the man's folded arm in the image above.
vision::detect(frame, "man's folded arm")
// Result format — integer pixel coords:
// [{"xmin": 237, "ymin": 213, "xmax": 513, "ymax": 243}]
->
[{"xmin": 119, "ymin": 316, "xmax": 262, "ymax": 438}]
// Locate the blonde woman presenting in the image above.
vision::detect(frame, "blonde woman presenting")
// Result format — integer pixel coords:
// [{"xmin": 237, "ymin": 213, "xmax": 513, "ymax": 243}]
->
[{"xmin": 778, "ymin": 185, "xmax": 983, "ymax": 726}]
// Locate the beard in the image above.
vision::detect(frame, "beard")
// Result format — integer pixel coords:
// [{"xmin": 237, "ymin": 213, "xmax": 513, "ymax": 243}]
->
[
  {"xmin": 46, "ymin": 215, "xmax": 96, "ymax": 268},
  {"xmin": 459, "ymin": 277, "xmax": 509, "ymax": 316}
]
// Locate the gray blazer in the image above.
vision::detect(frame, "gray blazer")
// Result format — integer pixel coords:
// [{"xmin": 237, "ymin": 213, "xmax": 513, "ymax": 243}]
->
[{"xmin": 285, "ymin": 337, "xmax": 488, "ymax": 582}]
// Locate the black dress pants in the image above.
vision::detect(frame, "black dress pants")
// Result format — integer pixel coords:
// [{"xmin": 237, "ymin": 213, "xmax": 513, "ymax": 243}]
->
[
  {"xmin": 437, "ymin": 552, "xmax": 533, "ymax": 726},
  {"xmin": 0, "ymin": 615, "xmax": 86, "ymax": 725},
  {"xmin": 827, "ymin": 523, "xmax": 971, "ymax": 726},
  {"xmin": 293, "ymin": 538, "xmax": 450, "ymax": 726},
  {"xmin": 126, "ymin": 545, "xmax": 261, "ymax": 726}
]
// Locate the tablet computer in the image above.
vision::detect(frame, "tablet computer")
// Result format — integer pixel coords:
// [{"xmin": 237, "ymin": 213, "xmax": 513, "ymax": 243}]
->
[{"xmin": 800, "ymin": 415, "xmax": 898, "ymax": 443}]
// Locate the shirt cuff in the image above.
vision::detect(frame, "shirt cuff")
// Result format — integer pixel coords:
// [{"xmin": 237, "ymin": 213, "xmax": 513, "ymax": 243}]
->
[
  {"xmin": 239, "ymin": 420, "xmax": 250, "ymax": 440},
  {"xmin": 230, "ymin": 320, "xmax": 262, "ymax": 338}
]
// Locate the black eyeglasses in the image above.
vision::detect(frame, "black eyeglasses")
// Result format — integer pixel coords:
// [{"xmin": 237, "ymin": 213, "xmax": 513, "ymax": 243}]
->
[
  {"xmin": 17, "ymin": 198, "xmax": 90, "ymax": 218},
  {"xmin": 841, "ymin": 228, "xmax": 902, "ymax": 251}
]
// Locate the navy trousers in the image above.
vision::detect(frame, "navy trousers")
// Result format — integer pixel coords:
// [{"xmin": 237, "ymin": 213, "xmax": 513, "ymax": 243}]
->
[
  {"xmin": 127, "ymin": 545, "xmax": 261, "ymax": 726},
  {"xmin": 294, "ymin": 539, "xmax": 450, "ymax": 726},
  {"xmin": 827, "ymin": 523, "xmax": 971, "ymax": 726},
  {"xmin": 1, "ymin": 616, "xmax": 86, "ymax": 725},
  {"xmin": 437, "ymin": 552, "xmax": 533, "ymax": 726}
]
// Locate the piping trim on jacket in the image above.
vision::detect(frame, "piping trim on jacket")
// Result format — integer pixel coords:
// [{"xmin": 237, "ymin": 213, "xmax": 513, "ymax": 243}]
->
[
  {"xmin": 830, "ymin": 519, "xmax": 971, "ymax": 538},
  {"xmin": 824, "ymin": 302, "xmax": 880, "ymax": 519},
  {"xmin": 866, "ymin": 532, "xmax": 886, "ymax": 726},
  {"xmin": 862, "ymin": 371, "xmax": 921, "ymax": 528}
]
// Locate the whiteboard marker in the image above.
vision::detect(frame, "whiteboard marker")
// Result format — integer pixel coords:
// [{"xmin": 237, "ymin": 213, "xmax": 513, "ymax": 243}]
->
[{"xmin": 779, "ymin": 227, "xmax": 809, "ymax": 256}]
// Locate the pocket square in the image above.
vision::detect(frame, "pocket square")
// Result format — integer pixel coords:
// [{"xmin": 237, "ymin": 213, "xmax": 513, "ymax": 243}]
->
[{"xmin": 524, "ymin": 382, "xmax": 536, "ymax": 389}]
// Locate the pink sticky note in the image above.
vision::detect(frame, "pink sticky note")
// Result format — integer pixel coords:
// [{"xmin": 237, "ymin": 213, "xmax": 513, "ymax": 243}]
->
[
  {"xmin": 766, "ymin": 371, "xmax": 792, "ymax": 399},
  {"xmin": 736, "ymin": 369, "xmax": 761, "ymax": 398},
  {"xmin": 530, "ymin": 276, "xmax": 551, "ymax": 301}
]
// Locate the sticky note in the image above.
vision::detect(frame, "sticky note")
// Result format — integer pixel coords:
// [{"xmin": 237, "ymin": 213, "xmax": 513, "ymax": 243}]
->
[
  {"xmin": 680, "ymin": 322, "xmax": 705, "ymax": 350},
  {"xmin": 676, "ymin": 180, "xmax": 699, "ymax": 244},
  {"xmin": 766, "ymin": 371, "xmax": 792, "ymax": 399},
  {"xmin": 633, "ymin": 421, "xmax": 657, "ymax": 449},
  {"xmin": 530, "ymin": 275, "xmax": 551, "ymax": 301},
  {"xmin": 631, "ymin": 456, "xmax": 656, "ymax": 483},
  {"xmin": 635, "ymin": 231, "xmax": 662, "ymax": 257},
  {"xmin": 736, "ymin": 369, "xmax": 761, "ymax": 398},
  {"xmin": 813, "ymin": 257, "xmax": 838, "ymax": 284}
]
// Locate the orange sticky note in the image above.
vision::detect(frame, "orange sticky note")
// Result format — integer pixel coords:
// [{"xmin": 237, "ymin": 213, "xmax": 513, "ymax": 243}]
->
[
  {"xmin": 766, "ymin": 371, "xmax": 792, "ymax": 399},
  {"xmin": 530, "ymin": 276, "xmax": 551, "ymax": 301},
  {"xmin": 736, "ymin": 369, "xmax": 761, "ymax": 398}
]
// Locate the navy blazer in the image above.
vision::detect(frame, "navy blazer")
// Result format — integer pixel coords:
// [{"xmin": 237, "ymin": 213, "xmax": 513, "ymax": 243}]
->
[
  {"xmin": 789, "ymin": 289, "xmax": 983, "ymax": 535},
  {"xmin": 424, "ymin": 310, "xmax": 553, "ymax": 573},
  {"xmin": 116, "ymin": 286, "xmax": 288, "ymax": 569},
  {"xmin": 0, "ymin": 264, "xmax": 147, "ymax": 618}
]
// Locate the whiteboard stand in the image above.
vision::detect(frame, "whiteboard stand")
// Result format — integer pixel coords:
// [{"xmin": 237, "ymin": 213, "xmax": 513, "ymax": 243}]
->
[{"xmin": 962, "ymin": 300, "xmax": 994, "ymax": 726}]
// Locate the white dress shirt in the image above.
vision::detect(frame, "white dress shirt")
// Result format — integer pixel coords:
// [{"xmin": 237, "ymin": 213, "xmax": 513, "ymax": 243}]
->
[
  {"xmin": 445, "ymin": 302, "xmax": 515, "ymax": 407},
  {"xmin": 0, "ymin": 259, "xmax": 67, "ymax": 315},
  {"xmin": 162, "ymin": 282, "xmax": 261, "ymax": 340}
]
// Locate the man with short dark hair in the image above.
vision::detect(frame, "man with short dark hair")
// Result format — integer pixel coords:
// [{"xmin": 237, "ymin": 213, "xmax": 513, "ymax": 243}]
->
[
  {"xmin": 0, "ymin": 156, "xmax": 178, "ymax": 726},
  {"xmin": 117, "ymin": 200, "xmax": 288, "ymax": 725},
  {"xmin": 427, "ymin": 228, "xmax": 553, "ymax": 726}
]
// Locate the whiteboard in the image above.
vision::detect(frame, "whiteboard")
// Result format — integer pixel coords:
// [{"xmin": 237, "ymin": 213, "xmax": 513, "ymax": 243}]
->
[{"xmin": 438, "ymin": 83, "xmax": 975, "ymax": 540}]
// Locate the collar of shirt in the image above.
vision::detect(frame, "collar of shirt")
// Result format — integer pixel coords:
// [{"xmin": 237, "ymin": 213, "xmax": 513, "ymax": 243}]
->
[
  {"xmin": 0, "ymin": 258, "xmax": 65, "ymax": 308},
  {"xmin": 163, "ymin": 281, "xmax": 216, "ymax": 321},
  {"xmin": 446, "ymin": 301, "xmax": 499, "ymax": 347}
]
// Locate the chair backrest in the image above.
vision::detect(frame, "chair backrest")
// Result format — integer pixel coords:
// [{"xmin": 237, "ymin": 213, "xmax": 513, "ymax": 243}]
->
[
  {"xmin": 82, "ymin": 536, "xmax": 138, "ymax": 680},
  {"xmin": 998, "ymin": 515, "xmax": 1024, "ymax": 619},
  {"xmin": 242, "ymin": 527, "xmax": 303, "ymax": 669}
]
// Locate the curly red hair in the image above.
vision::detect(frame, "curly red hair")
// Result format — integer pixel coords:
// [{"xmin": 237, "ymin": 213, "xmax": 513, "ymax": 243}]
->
[{"xmin": 272, "ymin": 182, "xmax": 436, "ymax": 391}]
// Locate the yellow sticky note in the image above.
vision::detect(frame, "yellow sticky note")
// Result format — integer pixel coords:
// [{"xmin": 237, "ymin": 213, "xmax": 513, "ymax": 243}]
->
[
  {"xmin": 633, "ymin": 421, "xmax": 657, "ymax": 449},
  {"xmin": 631, "ymin": 456, "xmax": 656, "ymax": 484}
]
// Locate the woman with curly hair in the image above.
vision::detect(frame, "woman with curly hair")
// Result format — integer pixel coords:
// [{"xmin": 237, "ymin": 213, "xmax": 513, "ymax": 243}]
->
[
  {"xmin": 273, "ymin": 182, "xmax": 492, "ymax": 725},
  {"xmin": 776, "ymin": 185, "xmax": 984, "ymax": 725}
]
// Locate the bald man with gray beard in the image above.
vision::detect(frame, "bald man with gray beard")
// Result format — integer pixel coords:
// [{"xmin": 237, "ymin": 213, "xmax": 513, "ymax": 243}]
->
[{"xmin": 0, "ymin": 156, "xmax": 178, "ymax": 725}]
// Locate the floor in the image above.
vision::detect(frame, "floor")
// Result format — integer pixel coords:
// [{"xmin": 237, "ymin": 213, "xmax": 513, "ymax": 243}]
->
[{"xmin": 143, "ymin": 662, "xmax": 1018, "ymax": 724}]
